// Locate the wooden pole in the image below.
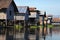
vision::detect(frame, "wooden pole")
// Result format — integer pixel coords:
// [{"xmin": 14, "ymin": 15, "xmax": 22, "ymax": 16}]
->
[
  {"xmin": 6, "ymin": 20, "xmax": 14, "ymax": 40},
  {"xmin": 42, "ymin": 16, "xmax": 44, "ymax": 36},
  {"xmin": 50, "ymin": 18, "xmax": 52, "ymax": 35},
  {"xmin": 24, "ymin": 20, "xmax": 29, "ymax": 40},
  {"xmin": 36, "ymin": 22, "xmax": 39, "ymax": 40},
  {"xmin": 46, "ymin": 20, "xmax": 47, "ymax": 34}
]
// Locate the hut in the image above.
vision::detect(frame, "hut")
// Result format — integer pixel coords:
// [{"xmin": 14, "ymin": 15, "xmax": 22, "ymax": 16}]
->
[
  {"xmin": 0, "ymin": 0, "xmax": 18, "ymax": 26},
  {"xmin": 0, "ymin": 0, "xmax": 18, "ymax": 40},
  {"xmin": 16, "ymin": 6, "xmax": 30, "ymax": 40}
]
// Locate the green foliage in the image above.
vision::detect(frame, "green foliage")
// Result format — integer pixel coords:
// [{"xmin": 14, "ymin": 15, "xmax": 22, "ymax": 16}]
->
[
  {"xmin": 30, "ymin": 25, "xmax": 37, "ymax": 29},
  {"xmin": 14, "ymin": 24, "xmax": 22, "ymax": 30},
  {"xmin": 38, "ymin": 25, "xmax": 54, "ymax": 28},
  {"xmin": 48, "ymin": 25, "xmax": 54, "ymax": 28},
  {"xmin": 3, "ymin": 24, "xmax": 5, "ymax": 27},
  {"xmin": 38, "ymin": 25, "xmax": 42, "ymax": 28}
]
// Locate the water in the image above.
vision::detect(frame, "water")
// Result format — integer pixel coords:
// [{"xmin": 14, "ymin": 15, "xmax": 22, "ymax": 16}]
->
[
  {"xmin": 51, "ymin": 33, "xmax": 60, "ymax": 40},
  {"xmin": 0, "ymin": 27, "xmax": 60, "ymax": 40},
  {"xmin": 45, "ymin": 29, "xmax": 60, "ymax": 40}
]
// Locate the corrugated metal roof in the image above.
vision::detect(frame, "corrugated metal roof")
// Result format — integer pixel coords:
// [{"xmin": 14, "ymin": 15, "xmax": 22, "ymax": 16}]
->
[{"xmin": 17, "ymin": 6, "xmax": 28, "ymax": 13}]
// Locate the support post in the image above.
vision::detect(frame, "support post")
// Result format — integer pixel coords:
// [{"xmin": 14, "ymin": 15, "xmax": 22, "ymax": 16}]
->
[
  {"xmin": 50, "ymin": 18, "xmax": 52, "ymax": 35},
  {"xmin": 46, "ymin": 20, "xmax": 47, "ymax": 34},
  {"xmin": 36, "ymin": 23, "xmax": 39, "ymax": 40},
  {"xmin": 6, "ymin": 20, "xmax": 14, "ymax": 40},
  {"xmin": 6, "ymin": 27, "xmax": 13, "ymax": 40},
  {"xmin": 42, "ymin": 16, "xmax": 44, "ymax": 36},
  {"xmin": 24, "ymin": 21, "xmax": 29, "ymax": 40}
]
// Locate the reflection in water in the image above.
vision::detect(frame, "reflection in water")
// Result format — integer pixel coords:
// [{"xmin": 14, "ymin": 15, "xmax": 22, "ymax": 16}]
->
[
  {"xmin": 52, "ymin": 33, "xmax": 60, "ymax": 40},
  {"xmin": 45, "ymin": 29, "xmax": 60, "ymax": 40},
  {"xmin": 0, "ymin": 26, "xmax": 60, "ymax": 40},
  {"xmin": 43, "ymin": 36, "xmax": 46, "ymax": 40},
  {"xmin": 40, "ymin": 27, "xmax": 60, "ymax": 40}
]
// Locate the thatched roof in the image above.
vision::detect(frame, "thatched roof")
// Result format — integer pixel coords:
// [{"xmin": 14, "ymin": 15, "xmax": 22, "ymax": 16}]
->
[
  {"xmin": 0, "ymin": 0, "xmax": 12, "ymax": 9},
  {"xmin": 0, "ymin": 0, "xmax": 18, "ymax": 12}
]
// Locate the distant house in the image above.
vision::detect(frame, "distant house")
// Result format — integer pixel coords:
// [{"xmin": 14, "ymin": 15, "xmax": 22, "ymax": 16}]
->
[
  {"xmin": 40, "ymin": 15, "xmax": 52, "ymax": 25},
  {"xmin": 52, "ymin": 18, "xmax": 60, "ymax": 25},
  {"xmin": 29, "ymin": 7, "xmax": 40, "ymax": 34},
  {"xmin": 52, "ymin": 18, "xmax": 60, "ymax": 23},
  {"xmin": 38, "ymin": 11, "xmax": 46, "ymax": 25},
  {"xmin": 0, "ymin": 0, "xmax": 18, "ymax": 21},
  {"xmin": 15, "ymin": 6, "xmax": 30, "ymax": 24},
  {"xmin": 29, "ymin": 7, "xmax": 40, "ymax": 25}
]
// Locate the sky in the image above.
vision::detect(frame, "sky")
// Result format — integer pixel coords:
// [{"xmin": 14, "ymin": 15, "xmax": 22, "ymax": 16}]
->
[{"xmin": 14, "ymin": 0, "xmax": 60, "ymax": 15}]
